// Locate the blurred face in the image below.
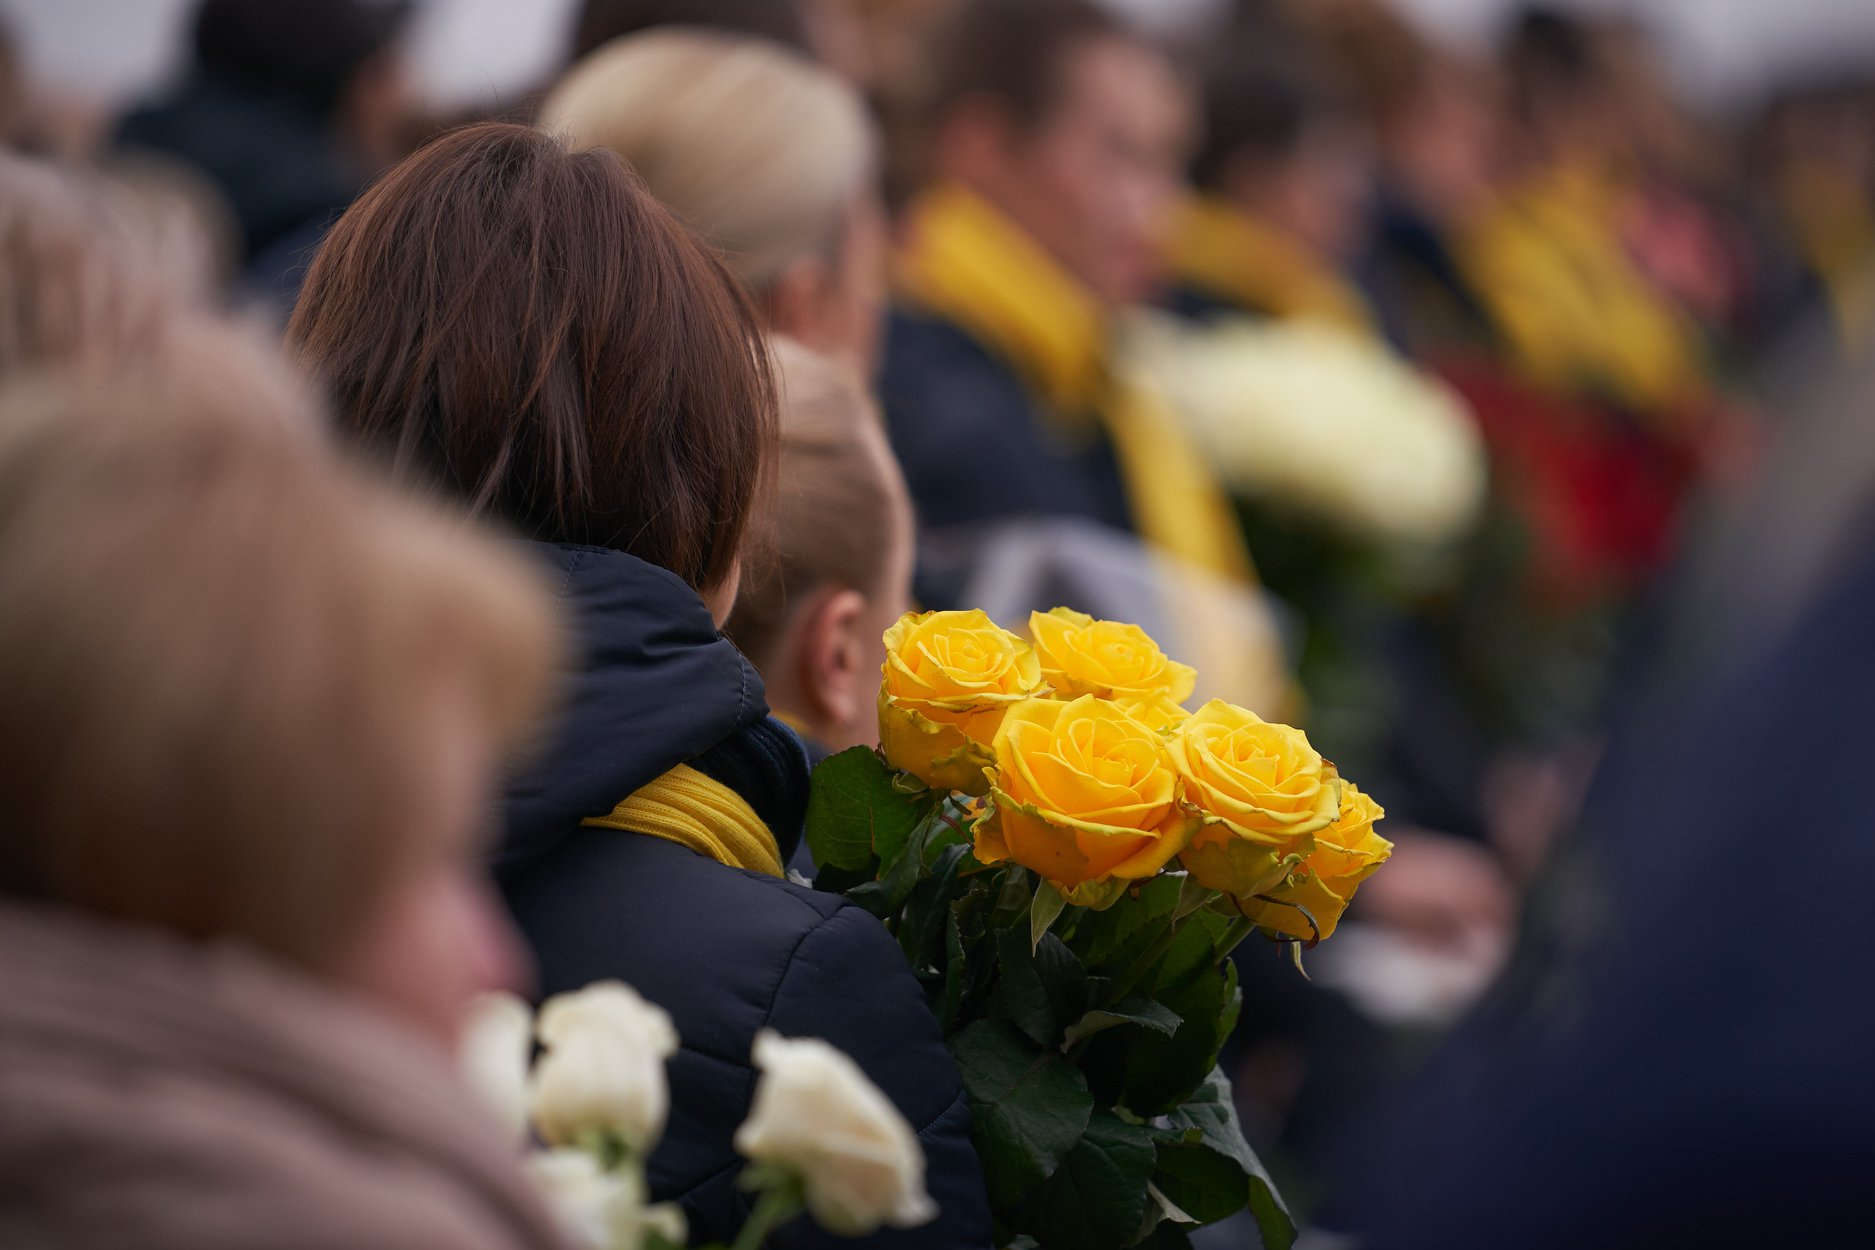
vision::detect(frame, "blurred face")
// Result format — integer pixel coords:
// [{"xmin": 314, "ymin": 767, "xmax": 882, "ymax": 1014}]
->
[
  {"xmin": 1253, "ymin": 123, "xmax": 1374, "ymax": 262},
  {"xmin": 332, "ymin": 688, "xmax": 528, "ymax": 1048},
  {"xmin": 979, "ymin": 36, "xmax": 1193, "ymax": 306}
]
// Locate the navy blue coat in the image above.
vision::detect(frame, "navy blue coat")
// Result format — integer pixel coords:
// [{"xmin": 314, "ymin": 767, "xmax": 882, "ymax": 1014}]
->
[
  {"xmin": 877, "ymin": 308, "xmax": 1136, "ymax": 541},
  {"xmin": 1341, "ymin": 537, "xmax": 1875, "ymax": 1247},
  {"xmin": 495, "ymin": 545, "xmax": 991, "ymax": 1249}
]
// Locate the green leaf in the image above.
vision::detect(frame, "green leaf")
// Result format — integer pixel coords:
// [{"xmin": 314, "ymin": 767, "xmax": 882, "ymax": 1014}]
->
[
  {"xmin": 1017, "ymin": 1110, "xmax": 1157, "ymax": 1250},
  {"xmin": 1060, "ymin": 996, "xmax": 1182, "ymax": 1050},
  {"xmin": 899, "ymin": 842, "xmax": 971, "ymax": 972},
  {"xmin": 1070, "ymin": 873, "xmax": 1182, "ymax": 971},
  {"xmin": 952, "ymin": 1019, "xmax": 1093, "ymax": 1212},
  {"xmin": 804, "ymin": 747, "xmax": 932, "ymax": 873},
  {"xmin": 995, "ymin": 928, "xmax": 1088, "ymax": 1049},
  {"xmin": 1030, "ymin": 880, "xmax": 1068, "ymax": 952},
  {"xmin": 1084, "ymin": 922, "xmax": 1241, "ymax": 1115},
  {"xmin": 1155, "ymin": 1069, "xmax": 1294, "ymax": 1250}
]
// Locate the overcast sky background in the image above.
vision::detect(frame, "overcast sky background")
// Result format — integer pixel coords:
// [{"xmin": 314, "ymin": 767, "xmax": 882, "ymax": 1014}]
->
[{"xmin": 10, "ymin": 0, "xmax": 1875, "ymax": 117}]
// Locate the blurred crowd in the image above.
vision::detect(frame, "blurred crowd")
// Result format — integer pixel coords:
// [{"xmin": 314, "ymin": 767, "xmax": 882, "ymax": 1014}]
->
[{"xmin": 4, "ymin": 0, "xmax": 1875, "ymax": 1246}]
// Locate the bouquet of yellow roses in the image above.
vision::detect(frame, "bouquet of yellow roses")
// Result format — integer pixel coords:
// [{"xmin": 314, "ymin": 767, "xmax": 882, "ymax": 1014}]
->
[{"xmin": 804, "ymin": 608, "xmax": 1393, "ymax": 1250}]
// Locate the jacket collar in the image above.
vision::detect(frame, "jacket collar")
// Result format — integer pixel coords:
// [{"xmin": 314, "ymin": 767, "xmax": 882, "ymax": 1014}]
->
[{"xmin": 498, "ymin": 543, "xmax": 798, "ymax": 870}]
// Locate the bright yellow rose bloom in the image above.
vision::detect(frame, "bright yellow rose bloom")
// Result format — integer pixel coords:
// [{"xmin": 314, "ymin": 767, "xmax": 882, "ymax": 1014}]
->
[
  {"xmin": 878, "ymin": 610, "xmax": 1044, "ymax": 794},
  {"xmin": 973, "ymin": 696, "xmax": 1197, "ymax": 889},
  {"xmin": 1112, "ymin": 691, "xmax": 1193, "ymax": 735},
  {"xmin": 1171, "ymin": 700, "xmax": 1340, "ymax": 847},
  {"xmin": 1239, "ymin": 784, "xmax": 1392, "ymax": 941},
  {"xmin": 1029, "ymin": 608, "xmax": 1198, "ymax": 704}
]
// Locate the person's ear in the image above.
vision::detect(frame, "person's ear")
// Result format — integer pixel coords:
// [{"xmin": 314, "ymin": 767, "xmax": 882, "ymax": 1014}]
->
[
  {"xmin": 765, "ymin": 257, "xmax": 837, "ymax": 355},
  {"xmin": 797, "ymin": 587, "xmax": 869, "ymax": 731}
]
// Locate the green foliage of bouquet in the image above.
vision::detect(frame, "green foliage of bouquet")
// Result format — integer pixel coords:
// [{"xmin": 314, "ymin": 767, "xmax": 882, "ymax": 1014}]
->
[{"xmin": 806, "ymin": 608, "xmax": 1396, "ymax": 1250}]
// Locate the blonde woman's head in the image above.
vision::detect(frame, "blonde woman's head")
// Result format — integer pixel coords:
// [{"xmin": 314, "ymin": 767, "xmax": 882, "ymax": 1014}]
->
[
  {"xmin": 542, "ymin": 29, "xmax": 887, "ymax": 368},
  {"xmin": 0, "ymin": 321, "xmax": 561, "ymax": 1044},
  {"xmin": 727, "ymin": 339, "xmax": 914, "ymax": 754}
]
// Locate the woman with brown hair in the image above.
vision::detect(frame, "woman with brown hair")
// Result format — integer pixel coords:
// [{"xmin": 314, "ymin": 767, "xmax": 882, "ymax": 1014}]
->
[
  {"xmin": 288, "ymin": 122, "xmax": 989, "ymax": 1249},
  {"xmin": 0, "ymin": 318, "xmax": 567, "ymax": 1249}
]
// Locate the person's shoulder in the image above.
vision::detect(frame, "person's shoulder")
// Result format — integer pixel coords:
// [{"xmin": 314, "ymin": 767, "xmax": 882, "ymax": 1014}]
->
[{"xmin": 881, "ymin": 306, "xmax": 1024, "ymax": 395}]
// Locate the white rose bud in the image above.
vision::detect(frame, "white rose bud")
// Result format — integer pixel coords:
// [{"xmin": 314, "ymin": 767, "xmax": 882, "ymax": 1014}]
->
[
  {"xmin": 530, "ymin": 982, "xmax": 679, "ymax": 1153},
  {"xmin": 523, "ymin": 1149, "xmax": 686, "ymax": 1250},
  {"xmin": 458, "ymin": 992, "xmax": 534, "ymax": 1148},
  {"xmin": 733, "ymin": 1031, "xmax": 938, "ymax": 1236}
]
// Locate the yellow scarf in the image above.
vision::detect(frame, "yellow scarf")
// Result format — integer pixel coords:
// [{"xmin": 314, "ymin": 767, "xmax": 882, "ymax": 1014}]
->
[
  {"xmin": 1779, "ymin": 161, "xmax": 1875, "ymax": 349},
  {"xmin": 1165, "ymin": 195, "xmax": 1375, "ymax": 333},
  {"xmin": 582, "ymin": 763, "xmax": 783, "ymax": 877},
  {"xmin": 895, "ymin": 184, "xmax": 1253, "ymax": 586},
  {"xmin": 1460, "ymin": 160, "xmax": 1707, "ymax": 418}
]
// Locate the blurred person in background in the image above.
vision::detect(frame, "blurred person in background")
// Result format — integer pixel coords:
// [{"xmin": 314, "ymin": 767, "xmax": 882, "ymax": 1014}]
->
[
  {"xmin": 565, "ymin": 0, "xmax": 873, "ymax": 84},
  {"xmin": 878, "ymin": 0, "xmax": 1292, "ymax": 723},
  {"xmin": 725, "ymin": 339, "xmax": 915, "ymax": 775},
  {"xmin": 0, "ymin": 309, "xmax": 567, "ymax": 1247},
  {"xmin": 541, "ymin": 28, "xmax": 886, "ymax": 372},
  {"xmin": 1164, "ymin": 30, "xmax": 1375, "ymax": 331},
  {"xmin": 1340, "ymin": 331, "xmax": 1875, "ymax": 1250},
  {"xmin": 288, "ymin": 122, "xmax": 990, "ymax": 1249},
  {"xmin": 113, "ymin": 0, "xmax": 415, "ymax": 297},
  {"xmin": 1750, "ymin": 74, "xmax": 1875, "ymax": 352}
]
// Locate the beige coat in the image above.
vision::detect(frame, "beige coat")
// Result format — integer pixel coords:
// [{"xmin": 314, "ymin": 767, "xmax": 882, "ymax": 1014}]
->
[{"xmin": 0, "ymin": 902, "xmax": 570, "ymax": 1250}]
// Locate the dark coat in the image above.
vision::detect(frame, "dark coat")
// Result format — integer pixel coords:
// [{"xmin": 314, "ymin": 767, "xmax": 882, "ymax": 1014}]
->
[
  {"xmin": 1341, "ymin": 535, "xmax": 1875, "ymax": 1248},
  {"xmin": 495, "ymin": 544, "xmax": 991, "ymax": 1250},
  {"xmin": 115, "ymin": 78, "xmax": 361, "ymax": 265},
  {"xmin": 877, "ymin": 308, "xmax": 1135, "ymax": 542}
]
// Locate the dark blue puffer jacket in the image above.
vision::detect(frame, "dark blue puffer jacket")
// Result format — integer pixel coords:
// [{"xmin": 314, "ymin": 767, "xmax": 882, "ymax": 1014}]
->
[{"xmin": 495, "ymin": 544, "xmax": 991, "ymax": 1249}]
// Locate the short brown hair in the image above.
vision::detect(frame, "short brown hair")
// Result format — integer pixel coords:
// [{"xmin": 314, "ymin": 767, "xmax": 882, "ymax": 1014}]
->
[
  {"xmin": 0, "ymin": 322, "xmax": 559, "ymax": 971},
  {"xmin": 929, "ymin": 0, "xmax": 1131, "ymax": 132},
  {"xmin": 726, "ymin": 339, "xmax": 910, "ymax": 665},
  {"xmin": 288, "ymin": 122, "xmax": 775, "ymax": 594}
]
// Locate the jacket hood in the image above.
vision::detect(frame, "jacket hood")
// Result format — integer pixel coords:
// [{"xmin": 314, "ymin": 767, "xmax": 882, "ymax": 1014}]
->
[{"xmin": 498, "ymin": 543, "xmax": 772, "ymax": 870}]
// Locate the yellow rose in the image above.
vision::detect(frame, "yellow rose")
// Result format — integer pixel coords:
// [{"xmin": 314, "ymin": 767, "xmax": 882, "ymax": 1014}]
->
[
  {"xmin": 878, "ymin": 610, "xmax": 1044, "ymax": 794},
  {"xmin": 1111, "ymin": 691, "xmax": 1193, "ymax": 735},
  {"xmin": 973, "ymin": 696, "xmax": 1196, "ymax": 889},
  {"xmin": 1171, "ymin": 700, "xmax": 1340, "ymax": 848},
  {"xmin": 1239, "ymin": 784, "xmax": 1392, "ymax": 941},
  {"xmin": 1030, "ymin": 608, "xmax": 1198, "ymax": 704}
]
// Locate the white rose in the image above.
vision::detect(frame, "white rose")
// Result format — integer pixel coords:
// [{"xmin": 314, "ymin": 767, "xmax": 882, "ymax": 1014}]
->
[
  {"xmin": 523, "ymin": 1149, "xmax": 686, "ymax": 1250},
  {"xmin": 733, "ymin": 1031, "xmax": 937, "ymax": 1236},
  {"xmin": 458, "ymin": 992, "xmax": 534, "ymax": 1148},
  {"xmin": 530, "ymin": 981, "xmax": 679, "ymax": 1152}
]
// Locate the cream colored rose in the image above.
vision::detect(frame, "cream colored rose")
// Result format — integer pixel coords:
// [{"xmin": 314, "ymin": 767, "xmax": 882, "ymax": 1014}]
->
[
  {"xmin": 1029, "ymin": 607, "xmax": 1198, "ymax": 704},
  {"xmin": 459, "ymin": 992, "xmax": 533, "ymax": 1148},
  {"xmin": 733, "ymin": 1030, "xmax": 937, "ymax": 1236},
  {"xmin": 530, "ymin": 982, "xmax": 678, "ymax": 1152},
  {"xmin": 524, "ymin": 1149, "xmax": 687, "ymax": 1250},
  {"xmin": 879, "ymin": 609, "xmax": 1045, "ymax": 794}
]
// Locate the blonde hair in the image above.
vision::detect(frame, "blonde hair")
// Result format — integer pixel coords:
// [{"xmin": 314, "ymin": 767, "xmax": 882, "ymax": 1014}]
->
[
  {"xmin": 0, "ymin": 322, "xmax": 560, "ymax": 970},
  {"xmin": 541, "ymin": 28, "xmax": 876, "ymax": 293},
  {"xmin": 727, "ymin": 338, "xmax": 911, "ymax": 665},
  {"xmin": 0, "ymin": 155, "xmax": 177, "ymax": 378}
]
